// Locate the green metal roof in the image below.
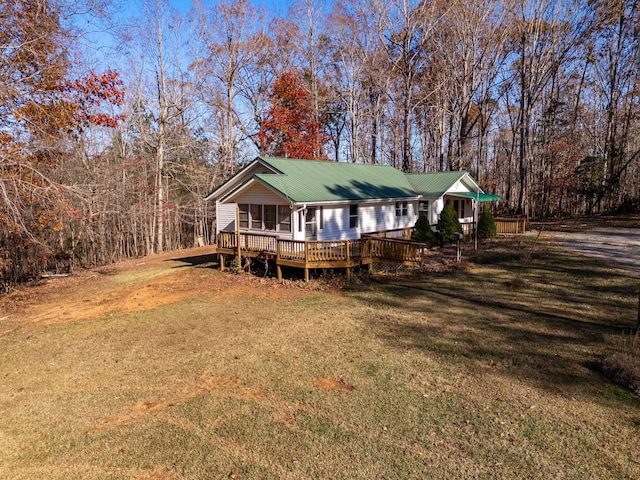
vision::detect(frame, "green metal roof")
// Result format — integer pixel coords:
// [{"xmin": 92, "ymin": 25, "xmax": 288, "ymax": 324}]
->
[
  {"xmin": 215, "ymin": 156, "xmax": 500, "ymax": 204},
  {"xmin": 405, "ymin": 171, "xmax": 468, "ymax": 198},
  {"xmin": 254, "ymin": 157, "xmax": 418, "ymax": 203}
]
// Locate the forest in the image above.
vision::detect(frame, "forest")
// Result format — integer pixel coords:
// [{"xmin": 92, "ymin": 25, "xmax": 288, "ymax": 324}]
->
[{"xmin": 0, "ymin": 0, "xmax": 638, "ymax": 288}]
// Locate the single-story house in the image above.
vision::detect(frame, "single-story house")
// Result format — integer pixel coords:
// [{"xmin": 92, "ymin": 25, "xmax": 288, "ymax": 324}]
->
[{"xmin": 205, "ymin": 156, "xmax": 500, "ymax": 242}]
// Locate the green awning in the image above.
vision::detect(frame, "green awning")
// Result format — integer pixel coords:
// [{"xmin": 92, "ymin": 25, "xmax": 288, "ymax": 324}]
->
[{"xmin": 448, "ymin": 191, "xmax": 501, "ymax": 202}]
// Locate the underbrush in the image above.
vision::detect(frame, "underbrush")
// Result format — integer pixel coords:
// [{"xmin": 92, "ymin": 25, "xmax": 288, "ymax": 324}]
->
[{"xmin": 603, "ymin": 334, "xmax": 640, "ymax": 396}]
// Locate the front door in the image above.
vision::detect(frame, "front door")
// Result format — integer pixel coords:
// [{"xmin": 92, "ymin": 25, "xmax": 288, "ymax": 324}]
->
[{"xmin": 305, "ymin": 207, "xmax": 317, "ymax": 240}]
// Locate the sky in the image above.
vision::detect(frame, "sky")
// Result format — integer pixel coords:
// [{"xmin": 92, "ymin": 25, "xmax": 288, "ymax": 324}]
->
[
  {"xmin": 169, "ymin": 0, "xmax": 294, "ymax": 16},
  {"xmin": 78, "ymin": 0, "xmax": 295, "ymax": 74}
]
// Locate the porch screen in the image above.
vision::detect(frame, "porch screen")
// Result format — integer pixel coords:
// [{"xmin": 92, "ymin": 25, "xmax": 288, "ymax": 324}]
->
[
  {"xmin": 238, "ymin": 204, "xmax": 249, "ymax": 228},
  {"xmin": 250, "ymin": 204, "xmax": 262, "ymax": 229},
  {"xmin": 264, "ymin": 205, "xmax": 276, "ymax": 231},
  {"xmin": 278, "ymin": 206, "xmax": 291, "ymax": 232}
]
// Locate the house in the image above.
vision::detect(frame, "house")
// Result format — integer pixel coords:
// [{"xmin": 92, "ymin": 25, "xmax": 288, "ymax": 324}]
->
[
  {"xmin": 205, "ymin": 156, "xmax": 499, "ymax": 242},
  {"xmin": 205, "ymin": 156, "xmax": 499, "ymax": 280}
]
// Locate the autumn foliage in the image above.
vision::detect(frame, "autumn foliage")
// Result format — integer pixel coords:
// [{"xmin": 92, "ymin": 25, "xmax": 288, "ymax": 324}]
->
[
  {"xmin": 0, "ymin": 1, "xmax": 126, "ymax": 288},
  {"xmin": 258, "ymin": 72, "xmax": 328, "ymax": 160}
]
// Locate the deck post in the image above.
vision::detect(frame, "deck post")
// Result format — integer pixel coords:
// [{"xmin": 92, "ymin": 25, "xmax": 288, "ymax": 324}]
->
[
  {"xmin": 235, "ymin": 208, "xmax": 241, "ymax": 270},
  {"xmin": 220, "ymin": 254, "xmax": 225, "ymax": 271},
  {"xmin": 277, "ymin": 264, "xmax": 282, "ymax": 281},
  {"xmin": 304, "ymin": 268, "xmax": 309, "ymax": 282}
]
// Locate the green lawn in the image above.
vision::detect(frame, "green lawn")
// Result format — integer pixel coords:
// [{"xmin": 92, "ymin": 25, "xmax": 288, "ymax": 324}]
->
[{"xmin": 0, "ymin": 238, "xmax": 638, "ymax": 479}]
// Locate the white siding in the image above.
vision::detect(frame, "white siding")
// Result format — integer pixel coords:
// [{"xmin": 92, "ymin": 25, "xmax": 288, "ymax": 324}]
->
[
  {"xmin": 314, "ymin": 201, "xmax": 419, "ymax": 240},
  {"xmin": 209, "ymin": 161, "xmax": 278, "ymax": 202},
  {"xmin": 450, "ymin": 178, "xmax": 471, "ymax": 193},
  {"xmin": 216, "ymin": 202, "xmax": 236, "ymax": 234},
  {"xmin": 317, "ymin": 205, "xmax": 356, "ymax": 240},
  {"xmin": 432, "ymin": 198, "xmax": 445, "ymax": 224},
  {"xmin": 360, "ymin": 201, "xmax": 418, "ymax": 233},
  {"xmin": 231, "ymin": 182, "xmax": 288, "ymax": 206}
]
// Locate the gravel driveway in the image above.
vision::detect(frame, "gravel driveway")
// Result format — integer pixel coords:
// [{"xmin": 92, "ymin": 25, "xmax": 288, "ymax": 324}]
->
[{"xmin": 552, "ymin": 227, "xmax": 640, "ymax": 277}]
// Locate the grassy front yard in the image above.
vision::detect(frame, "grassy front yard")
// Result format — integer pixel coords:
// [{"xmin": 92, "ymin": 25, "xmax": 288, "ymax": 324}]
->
[{"xmin": 0, "ymin": 239, "xmax": 638, "ymax": 479}]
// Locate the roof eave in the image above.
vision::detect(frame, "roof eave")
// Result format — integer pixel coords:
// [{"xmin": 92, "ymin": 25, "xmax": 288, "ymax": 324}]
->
[{"xmin": 204, "ymin": 156, "xmax": 280, "ymax": 202}]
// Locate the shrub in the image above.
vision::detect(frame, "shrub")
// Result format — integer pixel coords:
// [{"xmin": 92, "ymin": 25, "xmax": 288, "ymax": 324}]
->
[
  {"xmin": 603, "ymin": 348, "xmax": 640, "ymax": 396},
  {"xmin": 437, "ymin": 202, "xmax": 463, "ymax": 244},
  {"xmin": 412, "ymin": 214, "xmax": 439, "ymax": 248},
  {"xmin": 477, "ymin": 205, "xmax": 497, "ymax": 238}
]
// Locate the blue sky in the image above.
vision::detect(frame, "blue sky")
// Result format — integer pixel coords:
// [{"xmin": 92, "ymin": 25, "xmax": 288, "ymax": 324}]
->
[
  {"xmin": 79, "ymin": 0, "xmax": 297, "ymax": 71},
  {"xmin": 169, "ymin": 0, "xmax": 294, "ymax": 16}
]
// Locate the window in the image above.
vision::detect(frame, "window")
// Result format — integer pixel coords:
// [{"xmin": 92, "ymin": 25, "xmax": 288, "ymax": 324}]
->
[
  {"xmin": 250, "ymin": 204, "xmax": 262, "ymax": 229},
  {"xmin": 264, "ymin": 205, "xmax": 276, "ymax": 231},
  {"xmin": 278, "ymin": 206, "xmax": 291, "ymax": 232},
  {"xmin": 349, "ymin": 204, "xmax": 358, "ymax": 228},
  {"xmin": 419, "ymin": 201, "xmax": 429, "ymax": 216},
  {"xmin": 238, "ymin": 204, "xmax": 249, "ymax": 228},
  {"xmin": 395, "ymin": 201, "xmax": 408, "ymax": 217},
  {"xmin": 298, "ymin": 211, "xmax": 303, "ymax": 232},
  {"xmin": 305, "ymin": 208, "xmax": 317, "ymax": 240}
]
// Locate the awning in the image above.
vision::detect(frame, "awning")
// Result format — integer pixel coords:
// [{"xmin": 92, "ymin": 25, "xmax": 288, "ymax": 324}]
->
[{"xmin": 448, "ymin": 191, "xmax": 501, "ymax": 202}]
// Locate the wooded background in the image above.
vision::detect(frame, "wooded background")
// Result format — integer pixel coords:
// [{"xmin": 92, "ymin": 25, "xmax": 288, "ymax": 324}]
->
[{"xmin": 1, "ymin": 0, "xmax": 638, "ymax": 288}]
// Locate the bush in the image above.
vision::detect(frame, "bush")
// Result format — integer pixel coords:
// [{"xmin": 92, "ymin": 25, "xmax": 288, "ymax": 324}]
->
[
  {"xmin": 477, "ymin": 205, "xmax": 497, "ymax": 239},
  {"xmin": 437, "ymin": 202, "xmax": 463, "ymax": 244},
  {"xmin": 603, "ymin": 345, "xmax": 640, "ymax": 396},
  {"xmin": 412, "ymin": 214, "xmax": 439, "ymax": 248}
]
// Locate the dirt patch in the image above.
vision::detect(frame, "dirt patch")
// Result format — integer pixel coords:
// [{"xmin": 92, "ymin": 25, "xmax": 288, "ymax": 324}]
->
[
  {"xmin": 100, "ymin": 373, "xmax": 269, "ymax": 431},
  {"xmin": 0, "ymin": 246, "xmax": 332, "ymax": 330},
  {"xmin": 314, "ymin": 377, "xmax": 355, "ymax": 392},
  {"xmin": 26, "ymin": 271, "xmax": 196, "ymax": 326}
]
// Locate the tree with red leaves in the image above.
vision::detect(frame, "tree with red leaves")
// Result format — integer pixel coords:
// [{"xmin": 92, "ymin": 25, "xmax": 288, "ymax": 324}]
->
[
  {"xmin": 0, "ymin": 1, "xmax": 126, "ymax": 288},
  {"xmin": 258, "ymin": 71, "xmax": 327, "ymax": 160}
]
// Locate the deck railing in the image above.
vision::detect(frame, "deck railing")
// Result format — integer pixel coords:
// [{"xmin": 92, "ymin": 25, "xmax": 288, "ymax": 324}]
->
[
  {"xmin": 219, "ymin": 231, "xmax": 425, "ymax": 266},
  {"xmin": 367, "ymin": 228, "xmax": 412, "ymax": 239},
  {"xmin": 219, "ymin": 231, "xmax": 279, "ymax": 252},
  {"xmin": 367, "ymin": 236, "xmax": 425, "ymax": 265},
  {"xmin": 277, "ymin": 239, "xmax": 306, "ymax": 261},
  {"xmin": 307, "ymin": 241, "xmax": 347, "ymax": 262},
  {"xmin": 218, "ymin": 231, "xmax": 237, "ymax": 249},
  {"xmin": 495, "ymin": 217, "xmax": 527, "ymax": 234}
]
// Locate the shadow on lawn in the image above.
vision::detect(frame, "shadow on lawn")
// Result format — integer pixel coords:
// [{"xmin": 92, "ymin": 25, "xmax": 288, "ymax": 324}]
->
[
  {"xmin": 167, "ymin": 253, "xmax": 219, "ymax": 268},
  {"xmin": 352, "ymin": 245, "xmax": 639, "ymax": 404}
]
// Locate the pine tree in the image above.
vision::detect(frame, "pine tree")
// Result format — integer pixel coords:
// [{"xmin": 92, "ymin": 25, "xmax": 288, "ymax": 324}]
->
[
  {"xmin": 477, "ymin": 205, "xmax": 497, "ymax": 239},
  {"xmin": 437, "ymin": 202, "xmax": 463, "ymax": 244},
  {"xmin": 412, "ymin": 214, "xmax": 439, "ymax": 247}
]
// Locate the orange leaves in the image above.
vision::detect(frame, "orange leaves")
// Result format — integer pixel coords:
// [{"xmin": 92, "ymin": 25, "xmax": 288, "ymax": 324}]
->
[
  {"xmin": 258, "ymin": 71, "xmax": 328, "ymax": 160},
  {"xmin": 66, "ymin": 69, "xmax": 126, "ymax": 130}
]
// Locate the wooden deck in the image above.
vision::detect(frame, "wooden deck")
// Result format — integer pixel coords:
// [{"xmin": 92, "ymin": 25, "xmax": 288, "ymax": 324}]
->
[{"xmin": 216, "ymin": 231, "xmax": 427, "ymax": 281}]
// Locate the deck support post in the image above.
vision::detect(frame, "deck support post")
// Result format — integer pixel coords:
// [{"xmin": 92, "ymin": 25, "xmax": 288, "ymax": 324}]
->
[
  {"xmin": 346, "ymin": 267, "xmax": 351, "ymax": 279},
  {"xmin": 219, "ymin": 254, "xmax": 225, "ymax": 271},
  {"xmin": 304, "ymin": 268, "xmax": 309, "ymax": 282},
  {"xmin": 277, "ymin": 264, "xmax": 282, "ymax": 281}
]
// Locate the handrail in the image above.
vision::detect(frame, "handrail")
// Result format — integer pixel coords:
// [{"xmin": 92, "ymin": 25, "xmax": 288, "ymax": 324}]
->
[{"xmin": 218, "ymin": 232, "xmax": 426, "ymax": 266}]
